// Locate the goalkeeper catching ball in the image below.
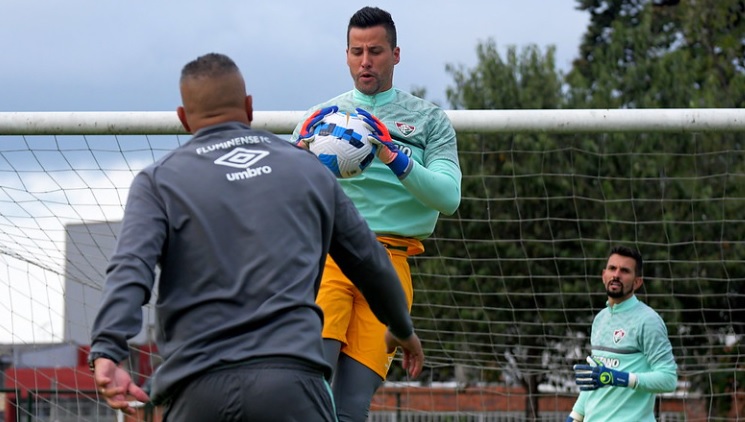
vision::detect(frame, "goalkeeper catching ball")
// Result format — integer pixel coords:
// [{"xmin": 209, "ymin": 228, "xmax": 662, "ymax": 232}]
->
[
  {"xmin": 567, "ymin": 246, "xmax": 678, "ymax": 422},
  {"xmin": 292, "ymin": 6, "xmax": 462, "ymax": 422}
]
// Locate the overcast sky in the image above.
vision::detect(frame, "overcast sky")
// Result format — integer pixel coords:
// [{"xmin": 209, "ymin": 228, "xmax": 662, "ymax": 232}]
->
[{"xmin": 0, "ymin": 1, "xmax": 588, "ymax": 113}]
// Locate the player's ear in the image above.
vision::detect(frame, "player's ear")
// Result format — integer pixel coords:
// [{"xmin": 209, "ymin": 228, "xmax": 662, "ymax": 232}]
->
[
  {"xmin": 244, "ymin": 95, "xmax": 253, "ymax": 124},
  {"xmin": 633, "ymin": 276, "xmax": 643, "ymax": 292},
  {"xmin": 177, "ymin": 106, "xmax": 191, "ymax": 133}
]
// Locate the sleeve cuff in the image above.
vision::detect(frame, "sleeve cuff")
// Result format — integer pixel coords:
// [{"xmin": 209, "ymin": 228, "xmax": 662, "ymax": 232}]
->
[
  {"xmin": 628, "ymin": 372, "xmax": 638, "ymax": 388},
  {"xmin": 569, "ymin": 410, "xmax": 584, "ymax": 421},
  {"xmin": 388, "ymin": 153, "xmax": 413, "ymax": 178}
]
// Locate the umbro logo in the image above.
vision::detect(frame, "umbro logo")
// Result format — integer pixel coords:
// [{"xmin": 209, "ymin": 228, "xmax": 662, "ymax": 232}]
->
[
  {"xmin": 214, "ymin": 148, "xmax": 269, "ymax": 169},
  {"xmin": 214, "ymin": 148, "xmax": 273, "ymax": 181}
]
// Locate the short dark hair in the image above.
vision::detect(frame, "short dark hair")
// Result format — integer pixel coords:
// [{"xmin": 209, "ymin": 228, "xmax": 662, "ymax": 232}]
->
[
  {"xmin": 609, "ymin": 245, "xmax": 643, "ymax": 276},
  {"xmin": 347, "ymin": 6, "xmax": 397, "ymax": 49},
  {"xmin": 180, "ymin": 53, "xmax": 239, "ymax": 82}
]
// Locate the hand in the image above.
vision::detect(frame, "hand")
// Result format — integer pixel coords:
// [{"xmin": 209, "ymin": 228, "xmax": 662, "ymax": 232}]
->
[
  {"xmin": 93, "ymin": 357, "xmax": 150, "ymax": 414},
  {"xmin": 384, "ymin": 329, "xmax": 424, "ymax": 379},
  {"xmin": 355, "ymin": 108, "xmax": 412, "ymax": 177},
  {"xmin": 294, "ymin": 105, "xmax": 339, "ymax": 149},
  {"xmin": 573, "ymin": 356, "xmax": 636, "ymax": 391}
]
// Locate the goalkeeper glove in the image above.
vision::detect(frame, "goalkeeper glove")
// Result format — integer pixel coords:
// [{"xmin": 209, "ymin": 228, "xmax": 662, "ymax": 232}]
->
[
  {"xmin": 573, "ymin": 356, "xmax": 637, "ymax": 391},
  {"xmin": 355, "ymin": 107, "xmax": 412, "ymax": 178},
  {"xmin": 294, "ymin": 105, "xmax": 339, "ymax": 149}
]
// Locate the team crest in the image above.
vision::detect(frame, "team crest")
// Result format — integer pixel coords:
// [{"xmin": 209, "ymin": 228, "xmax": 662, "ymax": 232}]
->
[
  {"xmin": 613, "ymin": 329, "xmax": 626, "ymax": 344},
  {"xmin": 395, "ymin": 122, "xmax": 416, "ymax": 136}
]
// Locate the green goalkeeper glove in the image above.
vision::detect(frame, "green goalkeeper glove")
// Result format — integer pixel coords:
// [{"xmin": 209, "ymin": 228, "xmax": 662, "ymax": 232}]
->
[{"xmin": 573, "ymin": 356, "xmax": 637, "ymax": 391}]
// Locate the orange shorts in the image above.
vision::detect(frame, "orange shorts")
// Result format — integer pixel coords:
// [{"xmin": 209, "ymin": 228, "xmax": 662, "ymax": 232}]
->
[{"xmin": 317, "ymin": 236, "xmax": 424, "ymax": 378}]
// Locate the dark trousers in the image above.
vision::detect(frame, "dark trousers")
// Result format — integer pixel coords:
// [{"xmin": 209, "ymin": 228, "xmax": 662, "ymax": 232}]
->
[{"xmin": 163, "ymin": 358, "xmax": 337, "ymax": 422}]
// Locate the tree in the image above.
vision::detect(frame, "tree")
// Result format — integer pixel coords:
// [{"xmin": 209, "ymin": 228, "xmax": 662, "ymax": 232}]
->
[
  {"xmin": 411, "ymin": 39, "xmax": 579, "ymax": 421},
  {"xmin": 567, "ymin": 0, "xmax": 745, "ymax": 416},
  {"xmin": 398, "ymin": 1, "xmax": 745, "ymax": 419}
]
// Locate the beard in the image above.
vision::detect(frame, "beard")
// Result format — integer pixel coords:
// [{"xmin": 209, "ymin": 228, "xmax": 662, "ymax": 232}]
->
[{"xmin": 606, "ymin": 280, "xmax": 629, "ymax": 298}]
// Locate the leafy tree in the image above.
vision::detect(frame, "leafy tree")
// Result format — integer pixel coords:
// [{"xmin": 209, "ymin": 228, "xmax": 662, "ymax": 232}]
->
[
  {"xmin": 393, "ymin": 1, "xmax": 745, "ymax": 419},
  {"xmin": 407, "ymin": 39, "xmax": 581, "ymax": 420},
  {"xmin": 568, "ymin": 0, "xmax": 745, "ymax": 416}
]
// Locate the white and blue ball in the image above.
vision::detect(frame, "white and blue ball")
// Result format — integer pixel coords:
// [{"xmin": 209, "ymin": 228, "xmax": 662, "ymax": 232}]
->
[{"xmin": 309, "ymin": 111, "xmax": 376, "ymax": 178}]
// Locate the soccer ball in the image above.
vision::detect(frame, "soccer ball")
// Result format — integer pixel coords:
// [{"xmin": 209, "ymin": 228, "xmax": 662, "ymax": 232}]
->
[{"xmin": 308, "ymin": 110, "xmax": 377, "ymax": 178}]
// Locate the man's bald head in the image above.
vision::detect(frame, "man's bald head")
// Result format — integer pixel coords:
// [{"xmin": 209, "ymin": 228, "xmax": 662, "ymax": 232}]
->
[{"xmin": 177, "ymin": 53, "xmax": 253, "ymax": 133}]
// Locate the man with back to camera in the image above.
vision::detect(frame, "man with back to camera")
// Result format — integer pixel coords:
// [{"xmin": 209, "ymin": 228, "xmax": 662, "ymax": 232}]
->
[
  {"xmin": 567, "ymin": 245, "xmax": 677, "ymax": 422},
  {"xmin": 88, "ymin": 52, "xmax": 424, "ymax": 421},
  {"xmin": 292, "ymin": 6, "xmax": 462, "ymax": 422}
]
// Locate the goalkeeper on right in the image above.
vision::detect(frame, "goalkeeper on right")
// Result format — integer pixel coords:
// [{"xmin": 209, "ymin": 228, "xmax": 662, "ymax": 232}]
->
[{"xmin": 567, "ymin": 246, "xmax": 678, "ymax": 422}]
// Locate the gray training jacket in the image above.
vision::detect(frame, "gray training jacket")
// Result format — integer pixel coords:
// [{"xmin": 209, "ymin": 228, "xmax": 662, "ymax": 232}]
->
[{"xmin": 89, "ymin": 122, "xmax": 413, "ymax": 404}]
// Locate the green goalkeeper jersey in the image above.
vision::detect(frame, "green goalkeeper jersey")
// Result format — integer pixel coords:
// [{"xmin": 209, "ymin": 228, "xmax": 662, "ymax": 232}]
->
[
  {"xmin": 572, "ymin": 296, "xmax": 678, "ymax": 421},
  {"xmin": 292, "ymin": 88, "xmax": 461, "ymax": 240}
]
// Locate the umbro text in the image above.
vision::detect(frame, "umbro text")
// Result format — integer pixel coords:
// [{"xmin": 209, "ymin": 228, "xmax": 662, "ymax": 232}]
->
[{"xmin": 226, "ymin": 166, "xmax": 272, "ymax": 181}]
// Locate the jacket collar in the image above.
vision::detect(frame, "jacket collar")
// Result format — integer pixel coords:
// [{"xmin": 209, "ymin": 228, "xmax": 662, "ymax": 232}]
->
[
  {"xmin": 352, "ymin": 87, "xmax": 397, "ymax": 108},
  {"xmin": 607, "ymin": 295, "xmax": 639, "ymax": 312}
]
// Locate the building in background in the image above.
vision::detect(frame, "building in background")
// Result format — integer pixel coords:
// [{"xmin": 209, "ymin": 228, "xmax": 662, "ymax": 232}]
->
[
  {"xmin": 63, "ymin": 221, "xmax": 155, "ymax": 345},
  {"xmin": 1, "ymin": 221, "xmax": 157, "ymax": 422}
]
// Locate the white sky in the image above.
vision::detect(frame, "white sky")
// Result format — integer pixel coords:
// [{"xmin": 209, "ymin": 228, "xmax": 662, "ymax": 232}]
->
[{"xmin": 0, "ymin": 0, "xmax": 588, "ymax": 112}]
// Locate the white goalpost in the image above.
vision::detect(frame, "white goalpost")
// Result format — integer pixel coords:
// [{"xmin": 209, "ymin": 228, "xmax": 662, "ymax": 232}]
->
[
  {"xmin": 0, "ymin": 109, "xmax": 744, "ymax": 422},
  {"xmin": 1, "ymin": 108, "xmax": 744, "ymax": 135}
]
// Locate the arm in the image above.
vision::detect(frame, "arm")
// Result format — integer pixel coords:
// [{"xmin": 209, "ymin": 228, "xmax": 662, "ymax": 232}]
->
[
  {"xmin": 574, "ymin": 319, "xmax": 677, "ymax": 393},
  {"xmin": 402, "ymin": 106, "xmax": 462, "ymax": 215},
  {"xmin": 634, "ymin": 314, "xmax": 678, "ymax": 393},
  {"xmin": 400, "ymin": 158, "xmax": 461, "ymax": 215},
  {"xmin": 89, "ymin": 172, "xmax": 165, "ymax": 403},
  {"xmin": 356, "ymin": 107, "xmax": 461, "ymax": 215},
  {"xmin": 90, "ymin": 172, "xmax": 163, "ymax": 360}
]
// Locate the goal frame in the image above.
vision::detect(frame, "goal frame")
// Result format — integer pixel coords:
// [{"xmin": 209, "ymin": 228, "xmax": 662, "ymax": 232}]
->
[{"xmin": 1, "ymin": 108, "xmax": 744, "ymax": 135}]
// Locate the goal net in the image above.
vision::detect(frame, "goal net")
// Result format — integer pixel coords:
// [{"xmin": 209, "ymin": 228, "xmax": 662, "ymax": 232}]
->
[{"xmin": 0, "ymin": 109, "xmax": 743, "ymax": 422}]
